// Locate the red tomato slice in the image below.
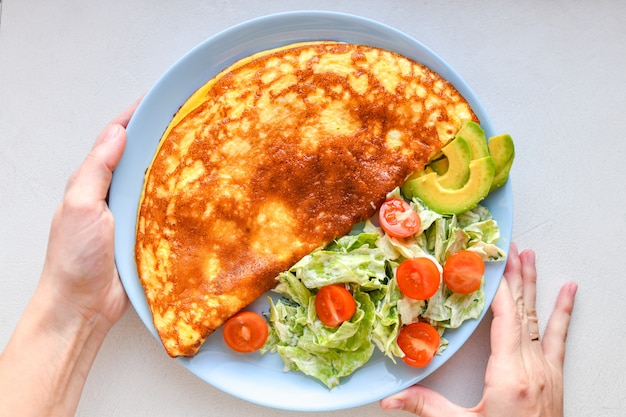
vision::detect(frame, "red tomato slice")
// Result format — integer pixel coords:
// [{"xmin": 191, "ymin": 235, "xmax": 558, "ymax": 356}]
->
[
  {"xmin": 222, "ymin": 311, "xmax": 269, "ymax": 353},
  {"xmin": 379, "ymin": 198, "xmax": 421, "ymax": 238},
  {"xmin": 395, "ymin": 257, "xmax": 441, "ymax": 300},
  {"xmin": 442, "ymin": 250, "xmax": 485, "ymax": 294},
  {"xmin": 397, "ymin": 321, "xmax": 440, "ymax": 368},
  {"xmin": 315, "ymin": 284, "xmax": 356, "ymax": 328}
]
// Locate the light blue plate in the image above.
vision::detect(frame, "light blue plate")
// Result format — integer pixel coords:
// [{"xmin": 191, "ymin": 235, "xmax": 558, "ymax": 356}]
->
[{"xmin": 109, "ymin": 10, "xmax": 512, "ymax": 411}]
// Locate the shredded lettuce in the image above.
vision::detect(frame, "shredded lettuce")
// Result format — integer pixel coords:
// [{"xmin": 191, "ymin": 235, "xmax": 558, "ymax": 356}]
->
[
  {"xmin": 262, "ymin": 189, "xmax": 505, "ymax": 389},
  {"xmin": 263, "ymin": 285, "xmax": 376, "ymax": 389}
]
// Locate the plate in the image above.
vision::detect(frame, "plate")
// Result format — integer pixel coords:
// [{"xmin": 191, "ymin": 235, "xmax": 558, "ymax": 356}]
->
[{"xmin": 109, "ymin": 11, "xmax": 512, "ymax": 411}]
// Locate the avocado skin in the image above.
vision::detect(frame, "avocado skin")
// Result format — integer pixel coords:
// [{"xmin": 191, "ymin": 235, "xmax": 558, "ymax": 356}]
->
[
  {"xmin": 403, "ymin": 156, "xmax": 495, "ymax": 214},
  {"xmin": 487, "ymin": 134, "xmax": 515, "ymax": 191}
]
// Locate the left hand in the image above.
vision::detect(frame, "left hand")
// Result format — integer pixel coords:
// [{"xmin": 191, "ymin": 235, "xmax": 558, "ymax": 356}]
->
[
  {"xmin": 380, "ymin": 244, "xmax": 577, "ymax": 417},
  {"xmin": 40, "ymin": 101, "xmax": 139, "ymax": 330}
]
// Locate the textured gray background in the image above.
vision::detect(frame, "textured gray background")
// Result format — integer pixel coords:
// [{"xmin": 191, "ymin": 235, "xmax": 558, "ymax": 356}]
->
[{"xmin": 1, "ymin": 1, "xmax": 624, "ymax": 416}]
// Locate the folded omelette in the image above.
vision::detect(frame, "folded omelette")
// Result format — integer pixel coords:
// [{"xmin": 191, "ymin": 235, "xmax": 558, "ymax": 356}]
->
[{"xmin": 135, "ymin": 41, "xmax": 478, "ymax": 357}]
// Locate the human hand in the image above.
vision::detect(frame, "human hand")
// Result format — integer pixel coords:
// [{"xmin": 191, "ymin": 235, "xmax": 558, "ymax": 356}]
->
[
  {"xmin": 0, "ymin": 101, "xmax": 142, "ymax": 417},
  {"xmin": 40, "ymin": 100, "xmax": 139, "ymax": 332},
  {"xmin": 380, "ymin": 243, "xmax": 577, "ymax": 416}
]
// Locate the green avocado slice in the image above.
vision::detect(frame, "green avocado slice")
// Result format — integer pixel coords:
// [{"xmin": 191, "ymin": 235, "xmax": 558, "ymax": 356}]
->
[
  {"xmin": 487, "ymin": 133, "xmax": 515, "ymax": 191},
  {"xmin": 403, "ymin": 156, "xmax": 495, "ymax": 214},
  {"xmin": 436, "ymin": 136, "xmax": 472, "ymax": 189},
  {"xmin": 428, "ymin": 157, "xmax": 448, "ymax": 175},
  {"xmin": 456, "ymin": 121, "xmax": 489, "ymax": 159}
]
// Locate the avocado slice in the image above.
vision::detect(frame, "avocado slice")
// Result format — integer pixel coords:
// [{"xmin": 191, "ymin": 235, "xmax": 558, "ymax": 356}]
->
[
  {"xmin": 491, "ymin": 157, "xmax": 513, "ymax": 191},
  {"xmin": 456, "ymin": 121, "xmax": 489, "ymax": 159},
  {"xmin": 404, "ymin": 135, "xmax": 471, "ymax": 185},
  {"xmin": 487, "ymin": 133, "xmax": 515, "ymax": 191},
  {"xmin": 403, "ymin": 156, "xmax": 495, "ymax": 214},
  {"xmin": 405, "ymin": 138, "xmax": 472, "ymax": 195},
  {"xmin": 435, "ymin": 136, "xmax": 472, "ymax": 189},
  {"xmin": 421, "ymin": 122, "xmax": 487, "ymax": 177},
  {"xmin": 428, "ymin": 156, "xmax": 448, "ymax": 175}
]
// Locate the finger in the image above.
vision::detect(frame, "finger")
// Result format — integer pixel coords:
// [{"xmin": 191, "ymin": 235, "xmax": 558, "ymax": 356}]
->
[
  {"xmin": 489, "ymin": 276, "xmax": 521, "ymax": 356},
  {"xmin": 503, "ymin": 243, "xmax": 525, "ymax": 319},
  {"xmin": 92, "ymin": 98, "xmax": 140, "ymax": 149},
  {"xmin": 380, "ymin": 385, "xmax": 469, "ymax": 417},
  {"xmin": 542, "ymin": 281, "xmax": 577, "ymax": 368},
  {"xmin": 519, "ymin": 249, "xmax": 540, "ymax": 344},
  {"xmin": 66, "ymin": 123, "xmax": 127, "ymax": 204},
  {"xmin": 64, "ymin": 100, "xmax": 140, "ymax": 204}
]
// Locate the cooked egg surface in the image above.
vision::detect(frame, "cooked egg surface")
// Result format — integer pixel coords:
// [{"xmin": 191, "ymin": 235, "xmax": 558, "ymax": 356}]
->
[{"xmin": 135, "ymin": 42, "xmax": 477, "ymax": 357}]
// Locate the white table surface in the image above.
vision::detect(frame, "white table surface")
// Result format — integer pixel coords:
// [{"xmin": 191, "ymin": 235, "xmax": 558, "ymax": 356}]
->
[{"xmin": 1, "ymin": 1, "xmax": 625, "ymax": 416}]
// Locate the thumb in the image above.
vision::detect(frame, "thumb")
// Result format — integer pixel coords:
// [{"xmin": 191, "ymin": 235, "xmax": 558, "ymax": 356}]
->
[
  {"xmin": 90, "ymin": 122, "xmax": 127, "ymax": 174},
  {"xmin": 65, "ymin": 123, "xmax": 127, "ymax": 203},
  {"xmin": 380, "ymin": 384, "xmax": 470, "ymax": 417}
]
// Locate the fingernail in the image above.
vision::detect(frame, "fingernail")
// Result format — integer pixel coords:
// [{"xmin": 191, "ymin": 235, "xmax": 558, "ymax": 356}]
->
[
  {"xmin": 568, "ymin": 282, "xmax": 578, "ymax": 296},
  {"xmin": 526, "ymin": 249, "xmax": 536, "ymax": 264},
  {"xmin": 103, "ymin": 124, "xmax": 121, "ymax": 143}
]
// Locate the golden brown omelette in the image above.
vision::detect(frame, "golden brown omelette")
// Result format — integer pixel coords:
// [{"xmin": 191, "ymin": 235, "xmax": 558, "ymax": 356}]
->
[{"xmin": 135, "ymin": 41, "xmax": 478, "ymax": 357}]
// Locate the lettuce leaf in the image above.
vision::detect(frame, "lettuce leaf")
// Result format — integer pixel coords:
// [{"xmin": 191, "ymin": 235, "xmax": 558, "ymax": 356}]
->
[{"xmin": 264, "ymin": 286, "xmax": 377, "ymax": 389}]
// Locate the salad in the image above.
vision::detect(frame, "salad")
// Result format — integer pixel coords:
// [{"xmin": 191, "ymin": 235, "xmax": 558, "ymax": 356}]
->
[{"xmin": 259, "ymin": 187, "xmax": 505, "ymax": 389}]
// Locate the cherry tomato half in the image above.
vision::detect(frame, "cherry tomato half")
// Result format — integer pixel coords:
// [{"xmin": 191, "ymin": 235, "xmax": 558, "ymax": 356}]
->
[
  {"xmin": 442, "ymin": 250, "xmax": 485, "ymax": 294},
  {"xmin": 397, "ymin": 321, "xmax": 440, "ymax": 368},
  {"xmin": 396, "ymin": 257, "xmax": 441, "ymax": 300},
  {"xmin": 315, "ymin": 284, "xmax": 357, "ymax": 328},
  {"xmin": 379, "ymin": 198, "xmax": 422, "ymax": 238},
  {"xmin": 222, "ymin": 311, "xmax": 269, "ymax": 353}
]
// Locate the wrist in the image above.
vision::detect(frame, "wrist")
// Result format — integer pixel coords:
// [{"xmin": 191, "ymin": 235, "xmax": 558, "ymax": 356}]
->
[
  {"xmin": 39, "ymin": 263, "xmax": 122, "ymax": 335},
  {"xmin": 0, "ymin": 278, "xmax": 111, "ymax": 417},
  {"xmin": 34, "ymin": 273, "xmax": 116, "ymax": 353}
]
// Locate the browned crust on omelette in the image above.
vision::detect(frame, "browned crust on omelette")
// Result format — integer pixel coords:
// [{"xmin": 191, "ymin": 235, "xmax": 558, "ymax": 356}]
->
[{"xmin": 135, "ymin": 42, "xmax": 478, "ymax": 357}]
